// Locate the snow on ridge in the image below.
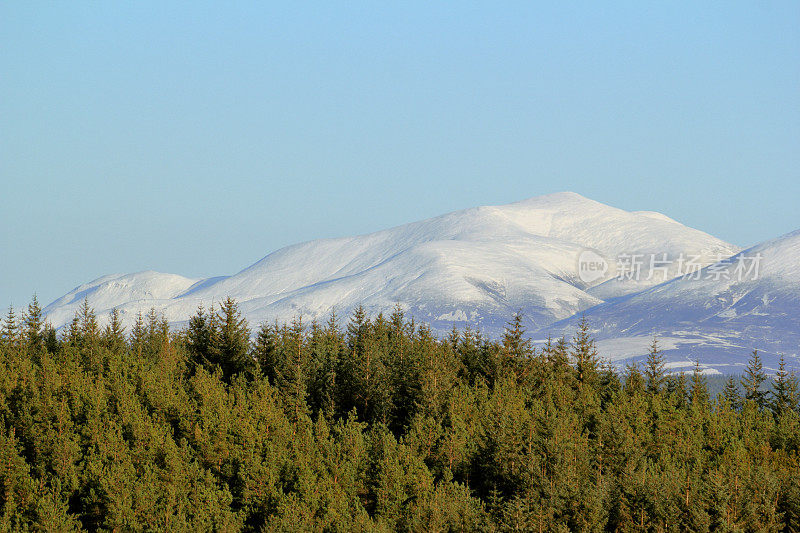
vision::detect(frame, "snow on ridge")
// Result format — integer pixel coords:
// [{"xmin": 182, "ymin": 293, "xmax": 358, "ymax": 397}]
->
[
  {"xmin": 42, "ymin": 193, "xmax": 743, "ymax": 354},
  {"xmin": 537, "ymin": 229, "xmax": 800, "ymax": 372}
]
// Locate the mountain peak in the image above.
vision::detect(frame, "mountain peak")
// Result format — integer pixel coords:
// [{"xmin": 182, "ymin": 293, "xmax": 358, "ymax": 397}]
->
[{"xmin": 44, "ymin": 193, "xmax": 741, "ymax": 345}]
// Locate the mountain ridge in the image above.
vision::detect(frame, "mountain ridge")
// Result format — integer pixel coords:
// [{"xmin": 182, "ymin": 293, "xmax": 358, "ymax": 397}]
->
[{"xmin": 43, "ymin": 193, "xmax": 741, "ymax": 350}]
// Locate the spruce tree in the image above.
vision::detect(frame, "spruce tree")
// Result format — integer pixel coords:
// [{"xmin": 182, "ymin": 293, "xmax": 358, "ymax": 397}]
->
[
  {"xmin": 666, "ymin": 372, "xmax": 688, "ymax": 408},
  {"xmin": 42, "ymin": 322, "xmax": 59, "ymax": 354},
  {"xmin": 212, "ymin": 297, "xmax": 252, "ymax": 380},
  {"xmin": 690, "ymin": 360, "xmax": 709, "ymax": 407},
  {"xmin": 741, "ymin": 350, "xmax": 767, "ymax": 410},
  {"xmin": 623, "ymin": 363, "xmax": 645, "ymax": 396},
  {"xmin": 78, "ymin": 298, "xmax": 100, "ymax": 370},
  {"xmin": 571, "ymin": 317, "xmax": 599, "ymax": 388},
  {"xmin": 772, "ymin": 355, "xmax": 792, "ymax": 415},
  {"xmin": 502, "ymin": 313, "xmax": 532, "ymax": 360},
  {"xmin": 129, "ymin": 311, "xmax": 146, "ymax": 357},
  {"xmin": 78, "ymin": 298, "xmax": 99, "ymax": 344},
  {"xmin": 186, "ymin": 305, "xmax": 213, "ymax": 369},
  {"xmin": 275, "ymin": 316, "xmax": 309, "ymax": 420},
  {"xmin": 643, "ymin": 337, "xmax": 666, "ymax": 394},
  {"xmin": 722, "ymin": 376, "xmax": 741, "ymax": 411},
  {"xmin": 64, "ymin": 312, "xmax": 81, "ymax": 346},
  {"xmin": 102, "ymin": 308, "xmax": 126, "ymax": 353},
  {"xmin": 253, "ymin": 321, "xmax": 279, "ymax": 383},
  {"xmin": 1, "ymin": 305, "xmax": 19, "ymax": 348},
  {"xmin": 22, "ymin": 295, "xmax": 44, "ymax": 351},
  {"xmin": 502, "ymin": 312, "xmax": 532, "ymax": 382},
  {"xmin": 788, "ymin": 372, "xmax": 800, "ymax": 413}
]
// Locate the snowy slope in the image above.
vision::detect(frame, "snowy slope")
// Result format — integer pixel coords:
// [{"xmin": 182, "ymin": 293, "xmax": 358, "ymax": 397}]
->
[
  {"xmin": 538, "ymin": 229, "xmax": 800, "ymax": 373},
  {"xmin": 43, "ymin": 192, "xmax": 739, "ymax": 338}
]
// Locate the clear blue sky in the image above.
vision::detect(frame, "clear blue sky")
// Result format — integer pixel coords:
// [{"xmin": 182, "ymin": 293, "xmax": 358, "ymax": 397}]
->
[{"xmin": 2, "ymin": 2, "xmax": 798, "ymax": 308}]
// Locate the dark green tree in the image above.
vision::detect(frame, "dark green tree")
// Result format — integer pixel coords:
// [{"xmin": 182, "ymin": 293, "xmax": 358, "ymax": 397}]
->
[
  {"xmin": 212, "ymin": 297, "xmax": 253, "ymax": 380},
  {"xmin": 102, "ymin": 308, "xmax": 126, "ymax": 353},
  {"xmin": 722, "ymin": 376, "xmax": 741, "ymax": 411},
  {"xmin": 186, "ymin": 305, "xmax": 214, "ymax": 369},
  {"xmin": 1, "ymin": 305, "xmax": 19, "ymax": 348},
  {"xmin": 129, "ymin": 311, "xmax": 146, "ymax": 357},
  {"xmin": 741, "ymin": 349, "xmax": 767, "ymax": 410},
  {"xmin": 771, "ymin": 355, "xmax": 793, "ymax": 415},
  {"xmin": 690, "ymin": 360, "xmax": 709, "ymax": 407},
  {"xmin": 571, "ymin": 316, "xmax": 600, "ymax": 388},
  {"xmin": 22, "ymin": 296, "xmax": 44, "ymax": 351},
  {"xmin": 643, "ymin": 337, "xmax": 666, "ymax": 394}
]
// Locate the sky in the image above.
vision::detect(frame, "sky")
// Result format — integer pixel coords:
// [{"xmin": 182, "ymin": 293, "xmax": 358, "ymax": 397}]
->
[{"xmin": 1, "ymin": 2, "xmax": 799, "ymax": 308}]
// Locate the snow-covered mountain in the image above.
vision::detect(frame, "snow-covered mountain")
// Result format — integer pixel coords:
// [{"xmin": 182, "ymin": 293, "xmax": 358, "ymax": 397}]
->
[
  {"xmin": 538, "ymin": 229, "xmax": 800, "ymax": 374},
  {"xmin": 44, "ymin": 192, "xmax": 738, "ymax": 340}
]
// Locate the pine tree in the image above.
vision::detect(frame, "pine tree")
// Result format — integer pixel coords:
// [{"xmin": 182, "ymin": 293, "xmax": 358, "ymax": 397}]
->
[
  {"xmin": 771, "ymin": 355, "xmax": 792, "ymax": 415},
  {"xmin": 666, "ymin": 372, "xmax": 688, "ymax": 408},
  {"xmin": 500, "ymin": 312, "xmax": 534, "ymax": 385},
  {"xmin": 690, "ymin": 360, "xmax": 709, "ymax": 407},
  {"xmin": 78, "ymin": 298, "xmax": 100, "ymax": 370},
  {"xmin": 623, "ymin": 363, "xmax": 645, "ymax": 396},
  {"xmin": 502, "ymin": 313, "xmax": 532, "ymax": 360},
  {"xmin": 1, "ymin": 305, "xmax": 19, "ymax": 348},
  {"xmin": 276, "ymin": 316, "xmax": 309, "ymax": 421},
  {"xmin": 78, "ymin": 298, "xmax": 100, "ymax": 344},
  {"xmin": 722, "ymin": 376, "xmax": 741, "ymax": 411},
  {"xmin": 64, "ymin": 312, "xmax": 81, "ymax": 346},
  {"xmin": 741, "ymin": 350, "xmax": 767, "ymax": 410},
  {"xmin": 129, "ymin": 311, "xmax": 146, "ymax": 358},
  {"xmin": 307, "ymin": 314, "xmax": 341, "ymax": 419},
  {"xmin": 643, "ymin": 337, "xmax": 666, "ymax": 394},
  {"xmin": 42, "ymin": 322, "xmax": 59, "ymax": 354},
  {"xmin": 212, "ymin": 297, "xmax": 253, "ymax": 380},
  {"xmin": 22, "ymin": 295, "xmax": 44, "ymax": 351},
  {"xmin": 338, "ymin": 306, "xmax": 371, "ymax": 417},
  {"xmin": 102, "ymin": 308, "xmax": 126, "ymax": 353},
  {"xmin": 186, "ymin": 305, "xmax": 213, "ymax": 369},
  {"xmin": 571, "ymin": 317, "xmax": 599, "ymax": 388},
  {"xmin": 787, "ymin": 372, "xmax": 800, "ymax": 413},
  {"xmin": 253, "ymin": 321, "xmax": 279, "ymax": 383}
]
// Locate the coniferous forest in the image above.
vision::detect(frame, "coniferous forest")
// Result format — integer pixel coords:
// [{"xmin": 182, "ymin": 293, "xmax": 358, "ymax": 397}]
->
[{"xmin": 0, "ymin": 296, "xmax": 798, "ymax": 532}]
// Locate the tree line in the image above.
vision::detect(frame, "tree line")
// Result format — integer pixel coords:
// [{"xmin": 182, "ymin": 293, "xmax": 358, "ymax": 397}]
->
[{"xmin": 0, "ymin": 295, "xmax": 798, "ymax": 531}]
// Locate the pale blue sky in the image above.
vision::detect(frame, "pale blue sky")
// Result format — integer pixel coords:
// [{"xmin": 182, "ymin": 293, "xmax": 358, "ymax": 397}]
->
[{"xmin": 2, "ymin": 2, "xmax": 798, "ymax": 307}]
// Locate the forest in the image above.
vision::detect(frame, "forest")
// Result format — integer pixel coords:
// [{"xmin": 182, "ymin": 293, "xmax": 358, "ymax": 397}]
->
[{"xmin": 0, "ymin": 295, "xmax": 798, "ymax": 532}]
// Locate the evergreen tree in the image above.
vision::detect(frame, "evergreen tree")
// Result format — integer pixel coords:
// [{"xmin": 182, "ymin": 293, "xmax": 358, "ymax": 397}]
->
[
  {"xmin": 666, "ymin": 372, "xmax": 688, "ymax": 408},
  {"xmin": 788, "ymin": 372, "xmax": 800, "ymax": 413},
  {"xmin": 771, "ymin": 355, "xmax": 792, "ymax": 415},
  {"xmin": 64, "ymin": 312, "xmax": 81, "ymax": 346},
  {"xmin": 571, "ymin": 317, "xmax": 600, "ymax": 388},
  {"xmin": 643, "ymin": 337, "xmax": 666, "ymax": 394},
  {"xmin": 722, "ymin": 376, "xmax": 741, "ymax": 411},
  {"xmin": 42, "ymin": 322, "xmax": 59, "ymax": 354},
  {"xmin": 501, "ymin": 312, "xmax": 532, "ymax": 380},
  {"xmin": 78, "ymin": 297, "xmax": 100, "ymax": 341},
  {"xmin": 78, "ymin": 298, "xmax": 101, "ymax": 370},
  {"xmin": 741, "ymin": 349, "xmax": 767, "ymax": 410},
  {"xmin": 22, "ymin": 295, "xmax": 44, "ymax": 351},
  {"xmin": 212, "ymin": 297, "xmax": 253, "ymax": 380},
  {"xmin": 307, "ymin": 313, "xmax": 341, "ymax": 419},
  {"xmin": 623, "ymin": 363, "xmax": 645, "ymax": 396},
  {"xmin": 690, "ymin": 360, "xmax": 709, "ymax": 407},
  {"xmin": 274, "ymin": 317, "xmax": 309, "ymax": 421},
  {"xmin": 1, "ymin": 305, "xmax": 19, "ymax": 348},
  {"xmin": 102, "ymin": 308, "xmax": 126, "ymax": 353},
  {"xmin": 252, "ymin": 321, "xmax": 279, "ymax": 383},
  {"xmin": 129, "ymin": 311, "xmax": 146, "ymax": 357},
  {"xmin": 186, "ymin": 305, "xmax": 213, "ymax": 369}
]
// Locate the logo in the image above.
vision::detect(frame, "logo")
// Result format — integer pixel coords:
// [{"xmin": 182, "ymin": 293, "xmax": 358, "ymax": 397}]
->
[{"xmin": 578, "ymin": 250, "xmax": 609, "ymax": 283}]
